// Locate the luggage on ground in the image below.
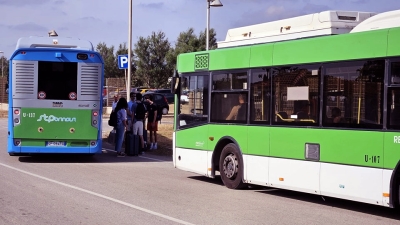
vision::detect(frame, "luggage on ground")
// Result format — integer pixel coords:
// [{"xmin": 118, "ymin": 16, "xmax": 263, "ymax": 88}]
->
[{"xmin": 125, "ymin": 132, "xmax": 139, "ymax": 156}]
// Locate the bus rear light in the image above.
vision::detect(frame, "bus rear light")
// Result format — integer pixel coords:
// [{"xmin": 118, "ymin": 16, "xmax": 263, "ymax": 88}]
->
[
  {"xmin": 91, "ymin": 110, "xmax": 99, "ymax": 128},
  {"xmin": 90, "ymin": 141, "xmax": 96, "ymax": 146},
  {"xmin": 14, "ymin": 139, "xmax": 21, "ymax": 146},
  {"xmin": 20, "ymin": 51, "xmax": 26, "ymax": 55},
  {"xmin": 13, "ymin": 108, "xmax": 21, "ymax": 126}
]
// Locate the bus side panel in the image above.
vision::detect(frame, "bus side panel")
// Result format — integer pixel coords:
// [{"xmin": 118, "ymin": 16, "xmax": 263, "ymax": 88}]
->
[
  {"xmin": 269, "ymin": 158, "xmax": 320, "ymax": 194},
  {"xmin": 8, "ymin": 62, "xmax": 18, "ymax": 154},
  {"xmin": 320, "ymin": 163, "xmax": 383, "ymax": 206},
  {"xmin": 175, "ymin": 125, "xmax": 210, "ymax": 175},
  {"xmin": 244, "ymin": 155, "xmax": 269, "ymax": 186},
  {"xmin": 209, "ymin": 47, "xmax": 251, "ymax": 71},
  {"xmin": 207, "ymin": 124, "xmax": 248, "ymax": 154},
  {"xmin": 270, "ymin": 128, "xmax": 383, "ymax": 167},
  {"xmin": 387, "ymin": 27, "xmax": 400, "ymax": 57},
  {"xmin": 383, "ymin": 169, "xmax": 393, "ymax": 207},
  {"xmin": 272, "ymin": 29, "xmax": 388, "ymax": 66},
  {"xmin": 175, "ymin": 147, "xmax": 209, "ymax": 176},
  {"xmin": 383, "ymin": 132, "xmax": 400, "ymax": 169},
  {"xmin": 249, "ymin": 44, "xmax": 274, "ymax": 68},
  {"xmin": 245, "ymin": 126, "xmax": 270, "ymax": 185},
  {"xmin": 175, "ymin": 125, "xmax": 209, "ymax": 150}
]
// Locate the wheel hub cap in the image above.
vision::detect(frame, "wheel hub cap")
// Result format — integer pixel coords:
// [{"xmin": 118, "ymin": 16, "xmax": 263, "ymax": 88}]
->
[{"xmin": 223, "ymin": 153, "xmax": 238, "ymax": 179}]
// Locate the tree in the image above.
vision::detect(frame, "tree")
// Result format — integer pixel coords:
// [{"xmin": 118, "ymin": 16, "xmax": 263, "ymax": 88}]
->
[
  {"xmin": 134, "ymin": 31, "xmax": 172, "ymax": 88},
  {"xmin": 198, "ymin": 28, "xmax": 217, "ymax": 51},
  {"xmin": 166, "ymin": 27, "xmax": 217, "ymax": 71},
  {"xmin": 96, "ymin": 42, "xmax": 119, "ymax": 78}
]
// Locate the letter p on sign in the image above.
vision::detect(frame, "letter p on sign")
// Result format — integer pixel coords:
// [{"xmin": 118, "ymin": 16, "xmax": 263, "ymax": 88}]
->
[{"xmin": 118, "ymin": 55, "xmax": 128, "ymax": 69}]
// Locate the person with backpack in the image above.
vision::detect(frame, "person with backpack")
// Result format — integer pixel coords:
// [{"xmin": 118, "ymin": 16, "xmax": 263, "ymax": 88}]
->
[
  {"xmin": 113, "ymin": 97, "xmax": 128, "ymax": 157},
  {"xmin": 132, "ymin": 92, "xmax": 146, "ymax": 154},
  {"xmin": 126, "ymin": 92, "xmax": 136, "ymax": 133},
  {"xmin": 144, "ymin": 95, "xmax": 158, "ymax": 150}
]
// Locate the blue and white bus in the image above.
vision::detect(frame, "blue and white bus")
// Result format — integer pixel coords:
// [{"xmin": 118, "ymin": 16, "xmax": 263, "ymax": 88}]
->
[{"xmin": 8, "ymin": 34, "xmax": 104, "ymax": 156}]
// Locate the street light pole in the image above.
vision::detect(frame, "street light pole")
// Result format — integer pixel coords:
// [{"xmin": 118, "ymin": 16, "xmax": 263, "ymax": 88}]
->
[
  {"xmin": 127, "ymin": 0, "xmax": 132, "ymax": 101},
  {"xmin": 206, "ymin": 0, "xmax": 223, "ymax": 51}
]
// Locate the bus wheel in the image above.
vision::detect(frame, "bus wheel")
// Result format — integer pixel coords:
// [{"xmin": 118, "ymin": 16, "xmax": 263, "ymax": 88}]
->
[{"xmin": 219, "ymin": 143, "xmax": 245, "ymax": 189}]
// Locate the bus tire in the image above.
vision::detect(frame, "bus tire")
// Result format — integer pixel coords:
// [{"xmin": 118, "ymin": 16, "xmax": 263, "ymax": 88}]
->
[{"xmin": 219, "ymin": 143, "xmax": 245, "ymax": 189}]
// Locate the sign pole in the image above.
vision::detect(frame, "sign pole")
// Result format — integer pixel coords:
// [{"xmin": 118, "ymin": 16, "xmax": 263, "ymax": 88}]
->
[
  {"xmin": 125, "ymin": 69, "xmax": 128, "ymax": 98},
  {"xmin": 127, "ymin": 0, "xmax": 132, "ymax": 101}
]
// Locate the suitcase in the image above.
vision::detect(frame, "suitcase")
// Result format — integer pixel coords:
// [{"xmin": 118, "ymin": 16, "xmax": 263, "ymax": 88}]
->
[
  {"xmin": 125, "ymin": 132, "xmax": 139, "ymax": 156},
  {"xmin": 108, "ymin": 130, "xmax": 116, "ymax": 144}
]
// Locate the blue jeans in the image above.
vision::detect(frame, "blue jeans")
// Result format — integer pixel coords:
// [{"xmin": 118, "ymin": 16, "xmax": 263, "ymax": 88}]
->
[{"xmin": 114, "ymin": 124, "xmax": 125, "ymax": 153}]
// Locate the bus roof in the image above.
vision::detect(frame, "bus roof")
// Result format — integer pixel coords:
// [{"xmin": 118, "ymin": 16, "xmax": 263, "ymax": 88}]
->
[
  {"xmin": 350, "ymin": 9, "xmax": 400, "ymax": 33},
  {"xmin": 15, "ymin": 36, "xmax": 94, "ymax": 51},
  {"xmin": 217, "ymin": 10, "xmax": 376, "ymax": 48}
]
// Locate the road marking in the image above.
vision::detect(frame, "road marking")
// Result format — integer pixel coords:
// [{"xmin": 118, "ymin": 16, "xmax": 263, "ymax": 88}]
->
[
  {"xmin": 0, "ymin": 163, "xmax": 194, "ymax": 225},
  {"xmin": 102, "ymin": 148, "xmax": 167, "ymax": 162}
]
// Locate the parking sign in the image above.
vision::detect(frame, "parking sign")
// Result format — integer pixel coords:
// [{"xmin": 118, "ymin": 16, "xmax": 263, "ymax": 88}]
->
[{"xmin": 118, "ymin": 55, "xmax": 128, "ymax": 69}]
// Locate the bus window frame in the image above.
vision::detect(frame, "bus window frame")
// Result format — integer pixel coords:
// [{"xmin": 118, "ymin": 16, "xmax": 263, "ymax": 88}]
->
[{"xmin": 177, "ymin": 72, "xmax": 210, "ymax": 130}]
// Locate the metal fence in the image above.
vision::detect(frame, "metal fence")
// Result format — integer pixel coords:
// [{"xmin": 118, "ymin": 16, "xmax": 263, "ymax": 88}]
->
[
  {"xmin": 0, "ymin": 77, "xmax": 8, "ymax": 103},
  {"xmin": 103, "ymin": 78, "xmax": 127, "ymax": 107}
]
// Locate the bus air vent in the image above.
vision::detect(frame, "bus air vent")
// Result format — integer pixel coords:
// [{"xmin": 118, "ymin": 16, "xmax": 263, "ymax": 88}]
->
[
  {"xmin": 77, "ymin": 64, "xmax": 101, "ymax": 100},
  {"xmin": 12, "ymin": 61, "xmax": 38, "ymax": 99}
]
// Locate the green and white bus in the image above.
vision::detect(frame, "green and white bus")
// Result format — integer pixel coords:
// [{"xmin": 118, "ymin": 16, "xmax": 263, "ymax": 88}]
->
[
  {"xmin": 173, "ymin": 9, "xmax": 400, "ymax": 208},
  {"xmin": 8, "ymin": 35, "xmax": 104, "ymax": 156}
]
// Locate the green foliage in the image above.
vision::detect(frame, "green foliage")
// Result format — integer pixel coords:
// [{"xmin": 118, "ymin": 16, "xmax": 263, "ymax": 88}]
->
[
  {"xmin": 96, "ymin": 42, "xmax": 117, "ymax": 78},
  {"xmin": 134, "ymin": 31, "xmax": 172, "ymax": 88},
  {"xmin": 97, "ymin": 27, "xmax": 218, "ymax": 88},
  {"xmin": 166, "ymin": 27, "xmax": 217, "ymax": 71}
]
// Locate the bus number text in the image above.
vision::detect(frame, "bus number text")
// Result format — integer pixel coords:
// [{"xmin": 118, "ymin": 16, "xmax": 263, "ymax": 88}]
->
[
  {"xmin": 23, "ymin": 113, "xmax": 35, "ymax": 118},
  {"xmin": 394, "ymin": 136, "xmax": 400, "ymax": 143},
  {"xmin": 365, "ymin": 155, "xmax": 380, "ymax": 163}
]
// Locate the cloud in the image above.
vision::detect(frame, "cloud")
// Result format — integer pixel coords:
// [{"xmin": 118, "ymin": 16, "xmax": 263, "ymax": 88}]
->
[
  {"xmin": 9, "ymin": 23, "xmax": 48, "ymax": 32},
  {"xmin": 350, "ymin": 0, "xmax": 370, "ymax": 3},
  {"xmin": 53, "ymin": 0, "xmax": 66, "ymax": 4},
  {"xmin": 302, "ymin": 3, "xmax": 330, "ymax": 14},
  {"xmin": 0, "ymin": 0, "xmax": 50, "ymax": 6},
  {"xmin": 266, "ymin": 5, "xmax": 286, "ymax": 16},
  {"xmin": 138, "ymin": 2, "xmax": 164, "ymax": 9},
  {"xmin": 79, "ymin": 16, "xmax": 102, "ymax": 22}
]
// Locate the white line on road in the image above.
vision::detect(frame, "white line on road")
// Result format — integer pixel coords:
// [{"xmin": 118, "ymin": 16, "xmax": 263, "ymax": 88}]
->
[{"xmin": 0, "ymin": 163, "xmax": 194, "ymax": 225}]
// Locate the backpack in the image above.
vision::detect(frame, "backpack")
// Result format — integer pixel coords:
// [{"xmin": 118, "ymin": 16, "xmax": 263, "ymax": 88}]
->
[
  {"xmin": 108, "ymin": 110, "xmax": 117, "ymax": 127},
  {"xmin": 135, "ymin": 102, "xmax": 146, "ymax": 120},
  {"xmin": 156, "ymin": 105, "xmax": 162, "ymax": 122}
]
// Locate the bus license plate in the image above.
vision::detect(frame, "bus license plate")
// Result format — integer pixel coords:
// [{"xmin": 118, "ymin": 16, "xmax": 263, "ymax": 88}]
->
[{"xmin": 46, "ymin": 141, "xmax": 66, "ymax": 147}]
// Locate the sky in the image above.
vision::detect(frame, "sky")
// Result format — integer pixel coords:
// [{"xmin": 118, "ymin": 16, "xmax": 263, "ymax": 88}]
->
[{"xmin": 0, "ymin": 0, "xmax": 399, "ymax": 58}]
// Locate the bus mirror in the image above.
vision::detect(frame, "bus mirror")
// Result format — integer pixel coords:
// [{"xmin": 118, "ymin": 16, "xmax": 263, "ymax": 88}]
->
[{"xmin": 171, "ymin": 77, "xmax": 180, "ymax": 94}]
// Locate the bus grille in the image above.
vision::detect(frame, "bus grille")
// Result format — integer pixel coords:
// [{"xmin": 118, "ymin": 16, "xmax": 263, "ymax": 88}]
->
[
  {"xmin": 13, "ymin": 61, "xmax": 37, "ymax": 98},
  {"xmin": 78, "ymin": 64, "xmax": 101, "ymax": 100}
]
